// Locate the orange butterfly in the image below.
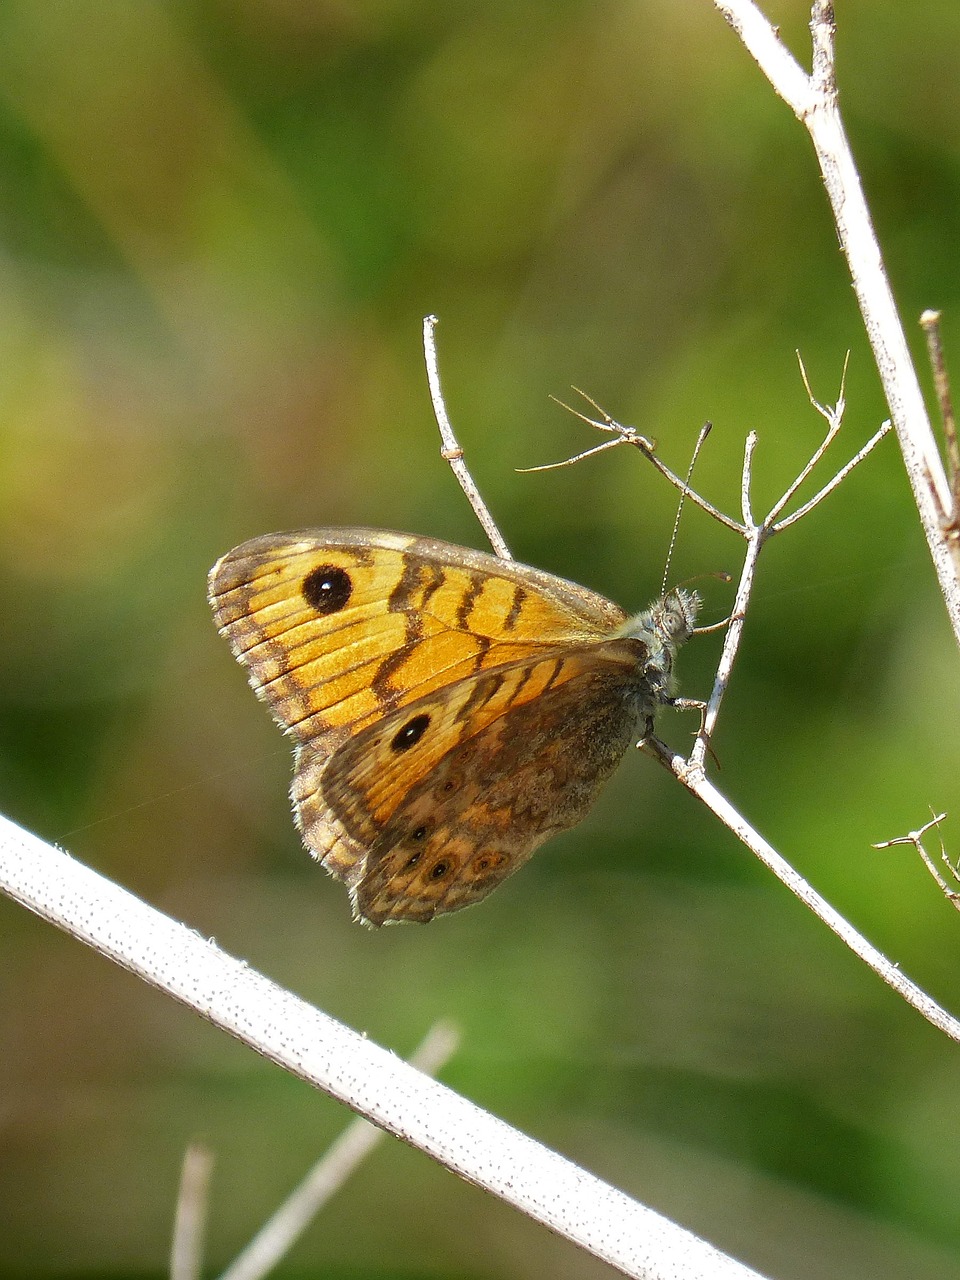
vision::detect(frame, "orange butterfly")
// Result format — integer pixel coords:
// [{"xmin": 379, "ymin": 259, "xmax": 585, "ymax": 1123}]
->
[{"xmin": 209, "ymin": 528, "xmax": 699, "ymax": 925}]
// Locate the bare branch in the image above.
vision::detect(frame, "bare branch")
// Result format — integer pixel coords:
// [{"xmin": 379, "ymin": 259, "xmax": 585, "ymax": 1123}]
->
[
  {"xmin": 636, "ymin": 756, "xmax": 960, "ymax": 1042},
  {"xmin": 551, "ymin": 387, "xmax": 658, "ymax": 453},
  {"xmin": 920, "ymin": 310, "xmax": 960, "ymax": 567},
  {"xmin": 920, "ymin": 311, "xmax": 960, "ymax": 493},
  {"xmin": 517, "ymin": 435, "xmax": 626, "ymax": 472},
  {"xmin": 686, "ymin": 524, "xmax": 762, "ymax": 766},
  {"xmin": 740, "ymin": 431, "xmax": 758, "ymax": 528},
  {"xmin": 713, "ymin": 0, "xmax": 815, "ymax": 116},
  {"xmin": 765, "ymin": 353, "xmax": 846, "ymax": 526},
  {"xmin": 0, "ymin": 813, "xmax": 768, "ymax": 1280},
  {"xmin": 422, "ymin": 315, "xmax": 513, "ymax": 561}
]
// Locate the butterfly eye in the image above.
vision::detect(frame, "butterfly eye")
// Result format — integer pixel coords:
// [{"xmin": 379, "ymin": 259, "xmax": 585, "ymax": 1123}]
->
[
  {"xmin": 391, "ymin": 713, "xmax": 431, "ymax": 752},
  {"xmin": 302, "ymin": 565, "xmax": 352, "ymax": 614}
]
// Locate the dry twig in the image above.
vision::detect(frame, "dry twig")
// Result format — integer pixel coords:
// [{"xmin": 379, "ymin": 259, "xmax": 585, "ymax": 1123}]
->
[
  {"xmin": 920, "ymin": 310, "xmax": 960, "ymax": 577},
  {"xmin": 170, "ymin": 1144, "xmax": 214, "ymax": 1280},
  {"xmin": 874, "ymin": 812, "xmax": 960, "ymax": 912}
]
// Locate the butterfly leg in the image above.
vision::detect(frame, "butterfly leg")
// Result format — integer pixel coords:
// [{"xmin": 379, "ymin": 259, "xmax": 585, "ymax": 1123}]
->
[
  {"xmin": 666, "ymin": 696, "xmax": 723, "ymax": 768},
  {"xmin": 637, "ymin": 697, "xmax": 718, "ymax": 767}
]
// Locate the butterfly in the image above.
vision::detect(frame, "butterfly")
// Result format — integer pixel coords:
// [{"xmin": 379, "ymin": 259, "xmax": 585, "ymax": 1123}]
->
[{"xmin": 208, "ymin": 528, "xmax": 700, "ymax": 926}]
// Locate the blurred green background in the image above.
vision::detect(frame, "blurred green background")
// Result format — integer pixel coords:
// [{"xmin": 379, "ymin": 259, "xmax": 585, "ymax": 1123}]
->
[{"xmin": 1, "ymin": 1, "xmax": 960, "ymax": 1277}]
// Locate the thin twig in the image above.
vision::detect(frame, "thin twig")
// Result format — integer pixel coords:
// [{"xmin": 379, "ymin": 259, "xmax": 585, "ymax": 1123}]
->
[
  {"xmin": 688, "ymin": 527, "xmax": 759, "ymax": 762},
  {"xmin": 920, "ymin": 310, "xmax": 960, "ymax": 553},
  {"xmin": 553, "ymin": 387, "xmax": 658, "ymax": 453},
  {"xmin": 528, "ymin": 356, "xmax": 934, "ymax": 1034},
  {"xmin": 740, "ymin": 432, "xmax": 757, "ymax": 528},
  {"xmin": 637, "ymin": 756, "xmax": 960, "ymax": 1041},
  {"xmin": 920, "ymin": 312, "xmax": 959, "ymax": 484},
  {"xmin": 170, "ymin": 1144, "xmax": 214, "ymax": 1280},
  {"xmin": 518, "ymin": 435, "xmax": 626, "ymax": 472},
  {"xmin": 422, "ymin": 315, "xmax": 512, "ymax": 560},
  {"xmin": 217, "ymin": 1021, "xmax": 460, "ymax": 1280},
  {"xmin": 632, "ymin": 450, "xmax": 741, "ymax": 531},
  {"xmin": 631, "ymin": 353, "xmax": 885, "ymax": 769},
  {"xmin": 517, "ymin": 390, "xmax": 657, "ymax": 473}
]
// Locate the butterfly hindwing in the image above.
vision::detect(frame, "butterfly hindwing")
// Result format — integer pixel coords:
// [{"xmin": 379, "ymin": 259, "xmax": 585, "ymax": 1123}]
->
[{"xmin": 342, "ymin": 643, "xmax": 649, "ymax": 924}]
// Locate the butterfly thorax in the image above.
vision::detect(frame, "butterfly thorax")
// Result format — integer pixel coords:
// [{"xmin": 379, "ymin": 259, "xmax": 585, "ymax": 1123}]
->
[{"xmin": 616, "ymin": 587, "xmax": 701, "ymax": 705}]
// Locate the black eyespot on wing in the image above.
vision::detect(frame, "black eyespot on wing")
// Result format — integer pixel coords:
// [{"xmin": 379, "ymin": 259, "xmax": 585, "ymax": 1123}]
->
[
  {"xmin": 410, "ymin": 825, "xmax": 429, "ymax": 841},
  {"xmin": 391, "ymin": 713, "xmax": 430, "ymax": 752},
  {"xmin": 302, "ymin": 565, "xmax": 352, "ymax": 614},
  {"xmin": 405, "ymin": 851, "xmax": 423, "ymax": 868},
  {"xmin": 429, "ymin": 860, "xmax": 450, "ymax": 880},
  {"xmin": 473, "ymin": 851, "xmax": 507, "ymax": 875}
]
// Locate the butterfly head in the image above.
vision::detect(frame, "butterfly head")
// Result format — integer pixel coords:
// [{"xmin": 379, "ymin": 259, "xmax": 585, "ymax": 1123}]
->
[{"xmin": 617, "ymin": 587, "xmax": 701, "ymax": 702}]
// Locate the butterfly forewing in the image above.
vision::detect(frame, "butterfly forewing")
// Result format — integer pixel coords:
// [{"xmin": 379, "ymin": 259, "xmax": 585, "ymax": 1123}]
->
[{"xmin": 208, "ymin": 529, "xmax": 627, "ymax": 751}]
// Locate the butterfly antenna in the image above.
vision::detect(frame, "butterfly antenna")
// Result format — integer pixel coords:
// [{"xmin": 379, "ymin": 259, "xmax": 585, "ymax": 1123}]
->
[{"xmin": 661, "ymin": 421, "xmax": 712, "ymax": 597}]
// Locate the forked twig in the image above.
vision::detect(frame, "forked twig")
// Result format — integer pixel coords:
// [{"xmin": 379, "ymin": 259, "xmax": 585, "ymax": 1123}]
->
[
  {"xmin": 766, "ymin": 351, "xmax": 847, "ymax": 526},
  {"xmin": 530, "ymin": 389, "xmax": 743, "ymax": 535},
  {"xmin": 525, "ymin": 366, "xmax": 887, "ymax": 760},
  {"xmin": 774, "ymin": 418, "xmax": 891, "ymax": 532},
  {"xmin": 874, "ymin": 812, "xmax": 960, "ymax": 912},
  {"xmin": 689, "ymin": 361, "xmax": 888, "ymax": 758},
  {"xmin": 422, "ymin": 315, "xmax": 512, "ymax": 561},
  {"xmin": 216, "ymin": 1021, "xmax": 460, "ymax": 1280}
]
